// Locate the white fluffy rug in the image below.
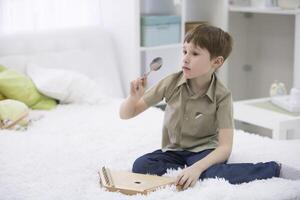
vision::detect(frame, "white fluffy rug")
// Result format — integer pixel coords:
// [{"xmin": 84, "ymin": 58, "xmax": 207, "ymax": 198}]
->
[{"xmin": 1, "ymin": 99, "xmax": 300, "ymax": 200}]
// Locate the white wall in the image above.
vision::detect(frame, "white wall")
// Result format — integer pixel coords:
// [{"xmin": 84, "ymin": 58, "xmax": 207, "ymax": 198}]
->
[{"xmin": 100, "ymin": 0, "xmax": 140, "ymax": 95}]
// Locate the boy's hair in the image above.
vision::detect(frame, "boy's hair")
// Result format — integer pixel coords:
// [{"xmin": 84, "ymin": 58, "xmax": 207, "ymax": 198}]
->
[{"xmin": 184, "ymin": 24, "xmax": 233, "ymax": 61}]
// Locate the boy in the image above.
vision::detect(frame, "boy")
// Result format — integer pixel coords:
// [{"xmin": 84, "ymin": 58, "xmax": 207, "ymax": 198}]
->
[{"xmin": 119, "ymin": 24, "xmax": 299, "ymax": 190}]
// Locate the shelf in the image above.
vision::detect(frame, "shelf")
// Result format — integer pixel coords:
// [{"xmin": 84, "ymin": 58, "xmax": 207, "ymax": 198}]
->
[
  {"xmin": 101, "ymin": 0, "xmax": 230, "ymax": 95},
  {"xmin": 140, "ymin": 43, "xmax": 182, "ymax": 51},
  {"xmin": 229, "ymin": 6, "xmax": 300, "ymax": 15}
]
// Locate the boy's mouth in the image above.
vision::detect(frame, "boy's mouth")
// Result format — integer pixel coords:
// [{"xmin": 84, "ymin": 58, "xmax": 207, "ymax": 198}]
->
[{"xmin": 182, "ymin": 66, "xmax": 191, "ymax": 71}]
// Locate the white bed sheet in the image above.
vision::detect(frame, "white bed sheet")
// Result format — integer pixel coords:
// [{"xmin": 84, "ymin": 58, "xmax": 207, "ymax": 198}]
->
[{"xmin": 0, "ymin": 99, "xmax": 300, "ymax": 200}]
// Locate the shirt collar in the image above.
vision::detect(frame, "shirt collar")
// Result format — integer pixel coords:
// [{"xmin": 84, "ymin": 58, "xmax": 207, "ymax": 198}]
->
[
  {"xmin": 176, "ymin": 72, "xmax": 187, "ymax": 88},
  {"xmin": 206, "ymin": 74, "xmax": 215, "ymax": 102},
  {"xmin": 176, "ymin": 71, "xmax": 216, "ymax": 102}
]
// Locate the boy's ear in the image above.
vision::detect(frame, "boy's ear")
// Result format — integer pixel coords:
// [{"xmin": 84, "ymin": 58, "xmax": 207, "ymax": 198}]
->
[{"xmin": 212, "ymin": 56, "xmax": 224, "ymax": 70}]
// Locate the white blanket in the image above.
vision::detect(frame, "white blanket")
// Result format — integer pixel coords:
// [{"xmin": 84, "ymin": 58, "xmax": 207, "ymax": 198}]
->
[{"xmin": 1, "ymin": 99, "xmax": 300, "ymax": 200}]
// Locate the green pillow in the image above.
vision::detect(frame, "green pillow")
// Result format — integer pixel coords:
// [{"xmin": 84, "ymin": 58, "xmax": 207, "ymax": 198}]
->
[
  {"xmin": 0, "ymin": 66, "xmax": 57, "ymax": 110},
  {"xmin": 31, "ymin": 95, "xmax": 57, "ymax": 110},
  {"xmin": 0, "ymin": 93, "xmax": 5, "ymax": 100},
  {"xmin": 0, "ymin": 65, "xmax": 6, "ymax": 72}
]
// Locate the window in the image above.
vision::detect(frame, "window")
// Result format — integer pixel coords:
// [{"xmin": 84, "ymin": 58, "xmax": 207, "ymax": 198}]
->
[{"xmin": 0, "ymin": 0, "xmax": 102, "ymax": 34}]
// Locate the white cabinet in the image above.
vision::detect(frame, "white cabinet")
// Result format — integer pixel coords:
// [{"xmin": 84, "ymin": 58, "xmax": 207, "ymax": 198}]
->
[
  {"xmin": 228, "ymin": 6, "xmax": 300, "ymax": 100},
  {"xmin": 100, "ymin": 1, "xmax": 299, "ymax": 99},
  {"xmin": 139, "ymin": 0, "xmax": 182, "ymax": 91},
  {"xmin": 101, "ymin": 0, "xmax": 228, "ymax": 95}
]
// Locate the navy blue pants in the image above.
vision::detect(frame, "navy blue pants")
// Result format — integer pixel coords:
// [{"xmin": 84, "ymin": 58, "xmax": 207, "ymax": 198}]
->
[{"xmin": 132, "ymin": 149, "xmax": 280, "ymax": 184}]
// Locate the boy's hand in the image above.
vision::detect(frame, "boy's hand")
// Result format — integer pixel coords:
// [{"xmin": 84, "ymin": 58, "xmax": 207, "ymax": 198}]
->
[
  {"xmin": 176, "ymin": 165, "xmax": 202, "ymax": 190},
  {"xmin": 129, "ymin": 76, "xmax": 147, "ymax": 101}
]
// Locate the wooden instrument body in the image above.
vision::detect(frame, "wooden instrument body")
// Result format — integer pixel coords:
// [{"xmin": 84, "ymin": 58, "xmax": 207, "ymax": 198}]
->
[{"xmin": 99, "ymin": 167, "xmax": 176, "ymax": 195}]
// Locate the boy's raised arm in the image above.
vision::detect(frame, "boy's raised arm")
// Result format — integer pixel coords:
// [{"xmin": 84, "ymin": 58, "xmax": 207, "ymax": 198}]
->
[{"xmin": 119, "ymin": 77, "xmax": 149, "ymax": 119}]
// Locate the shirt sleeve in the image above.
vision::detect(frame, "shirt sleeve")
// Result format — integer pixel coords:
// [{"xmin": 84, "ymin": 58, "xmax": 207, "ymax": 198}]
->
[
  {"xmin": 216, "ymin": 92, "xmax": 234, "ymax": 129},
  {"xmin": 142, "ymin": 78, "xmax": 168, "ymax": 107}
]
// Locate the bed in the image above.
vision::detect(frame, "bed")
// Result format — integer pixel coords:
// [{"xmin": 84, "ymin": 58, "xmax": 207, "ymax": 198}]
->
[{"xmin": 0, "ymin": 27, "xmax": 300, "ymax": 200}]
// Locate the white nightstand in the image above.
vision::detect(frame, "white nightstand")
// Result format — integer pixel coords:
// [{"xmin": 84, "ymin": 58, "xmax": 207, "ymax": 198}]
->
[{"xmin": 233, "ymin": 98, "xmax": 300, "ymax": 139}]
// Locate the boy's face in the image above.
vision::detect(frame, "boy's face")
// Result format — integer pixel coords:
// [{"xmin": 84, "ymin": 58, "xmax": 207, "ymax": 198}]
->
[{"xmin": 181, "ymin": 42, "xmax": 222, "ymax": 79}]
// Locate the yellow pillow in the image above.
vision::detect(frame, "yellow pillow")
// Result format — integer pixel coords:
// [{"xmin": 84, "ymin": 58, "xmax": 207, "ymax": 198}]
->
[
  {"xmin": 0, "ymin": 65, "xmax": 57, "ymax": 110},
  {"xmin": 0, "ymin": 99, "xmax": 29, "ymax": 127}
]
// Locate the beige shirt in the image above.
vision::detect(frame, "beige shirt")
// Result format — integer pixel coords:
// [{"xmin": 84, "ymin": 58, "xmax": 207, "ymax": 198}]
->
[{"xmin": 143, "ymin": 71, "xmax": 234, "ymax": 152}]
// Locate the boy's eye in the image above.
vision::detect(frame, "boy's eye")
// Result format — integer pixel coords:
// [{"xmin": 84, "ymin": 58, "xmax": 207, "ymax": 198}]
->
[{"xmin": 193, "ymin": 52, "xmax": 199, "ymax": 56}]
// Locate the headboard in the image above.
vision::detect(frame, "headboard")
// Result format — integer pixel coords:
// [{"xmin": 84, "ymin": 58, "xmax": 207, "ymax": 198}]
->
[{"xmin": 0, "ymin": 26, "xmax": 125, "ymax": 98}]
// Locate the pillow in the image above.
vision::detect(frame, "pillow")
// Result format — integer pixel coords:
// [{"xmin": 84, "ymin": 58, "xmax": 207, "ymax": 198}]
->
[
  {"xmin": 0, "ymin": 99, "xmax": 29, "ymax": 128},
  {"xmin": 0, "ymin": 65, "xmax": 6, "ymax": 72},
  {"xmin": 0, "ymin": 66, "xmax": 5, "ymax": 100},
  {"xmin": 0, "ymin": 93, "xmax": 5, "ymax": 100},
  {"xmin": 26, "ymin": 64, "xmax": 108, "ymax": 104},
  {"xmin": 0, "ymin": 65, "xmax": 57, "ymax": 110}
]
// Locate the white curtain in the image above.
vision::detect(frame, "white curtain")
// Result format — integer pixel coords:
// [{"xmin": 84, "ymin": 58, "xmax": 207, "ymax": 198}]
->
[{"xmin": 0, "ymin": 0, "xmax": 102, "ymax": 34}]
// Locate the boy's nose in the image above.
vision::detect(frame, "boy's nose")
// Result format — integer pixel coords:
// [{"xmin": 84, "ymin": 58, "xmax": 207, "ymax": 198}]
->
[{"xmin": 183, "ymin": 55, "xmax": 190, "ymax": 64}]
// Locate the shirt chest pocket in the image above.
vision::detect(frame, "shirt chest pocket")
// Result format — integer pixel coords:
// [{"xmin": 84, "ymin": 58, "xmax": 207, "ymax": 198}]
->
[{"xmin": 182, "ymin": 110, "xmax": 216, "ymax": 137}]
